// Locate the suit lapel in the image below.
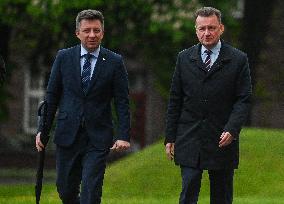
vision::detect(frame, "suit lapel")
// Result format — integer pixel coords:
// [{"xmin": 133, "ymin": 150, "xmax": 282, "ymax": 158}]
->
[
  {"xmin": 71, "ymin": 45, "xmax": 85, "ymax": 95},
  {"xmin": 86, "ymin": 47, "xmax": 107, "ymax": 94}
]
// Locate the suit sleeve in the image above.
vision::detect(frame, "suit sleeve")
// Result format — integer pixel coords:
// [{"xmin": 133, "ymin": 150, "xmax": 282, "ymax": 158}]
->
[
  {"xmin": 165, "ymin": 54, "xmax": 183, "ymax": 144},
  {"xmin": 113, "ymin": 56, "xmax": 130, "ymax": 142},
  {"xmin": 224, "ymin": 54, "xmax": 252, "ymax": 138},
  {"xmin": 38, "ymin": 50, "xmax": 63, "ymax": 134}
]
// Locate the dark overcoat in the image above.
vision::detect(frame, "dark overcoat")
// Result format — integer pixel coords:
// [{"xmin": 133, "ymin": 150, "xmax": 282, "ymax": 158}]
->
[{"xmin": 165, "ymin": 41, "xmax": 252, "ymax": 169}]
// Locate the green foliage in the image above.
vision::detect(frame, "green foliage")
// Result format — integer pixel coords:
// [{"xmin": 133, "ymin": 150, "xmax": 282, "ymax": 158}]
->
[
  {"xmin": 0, "ymin": 0, "xmax": 241, "ymax": 88},
  {"xmin": 254, "ymin": 80, "xmax": 271, "ymax": 99},
  {"xmin": 0, "ymin": 0, "xmax": 242, "ymax": 122},
  {"xmin": 0, "ymin": 128, "xmax": 284, "ymax": 203}
]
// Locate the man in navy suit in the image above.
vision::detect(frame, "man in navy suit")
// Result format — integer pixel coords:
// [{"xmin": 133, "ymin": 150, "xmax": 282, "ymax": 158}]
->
[
  {"xmin": 165, "ymin": 7, "xmax": 252, "ymax": 204},
  {"xmin": 35, "ymin": 9, "xmax": 130, "ymax": 204}
]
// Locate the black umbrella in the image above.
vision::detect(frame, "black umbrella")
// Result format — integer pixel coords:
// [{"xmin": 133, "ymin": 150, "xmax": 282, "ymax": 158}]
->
[{"xmin": 35, "ymin": 100, "xmax": 49, "ymax": 204}]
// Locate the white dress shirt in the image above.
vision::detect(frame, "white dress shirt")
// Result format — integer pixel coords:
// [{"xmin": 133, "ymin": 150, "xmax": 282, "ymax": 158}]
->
[
  {"xmin": 80, "ymin": 45, "xmax": 100, "ymax": 78},
  {"xmin": 201, "ymin": 40, "xmax": 221, "ymax": 67}
]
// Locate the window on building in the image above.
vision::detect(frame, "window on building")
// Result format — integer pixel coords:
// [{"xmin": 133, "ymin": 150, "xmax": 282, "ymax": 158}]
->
[{"xmin": 23, "ymin": 70, "xmax": 45, "ymax": 134}]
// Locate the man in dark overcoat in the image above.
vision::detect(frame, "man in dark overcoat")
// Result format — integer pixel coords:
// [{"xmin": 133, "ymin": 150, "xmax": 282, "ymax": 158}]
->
[{"xmin": 165, "ymin": 7, "xmax": 252, "ymax": 204}]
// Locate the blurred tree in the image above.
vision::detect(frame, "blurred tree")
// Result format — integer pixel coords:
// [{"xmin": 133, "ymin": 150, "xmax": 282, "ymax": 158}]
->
[
  {"xmin": 241, "ymin": 0, "xmax": 276, "ymax": 89},
  {"xmin": 240, "ymin": 0, "xmax": 276, "ymax": 125},
  {"xmin": 0, "ymin": 0, "xmax": 241, "ymax": 120},
  {"xmin": 0, "ymin": 20, "xmax": 11, "ymax": 121}
]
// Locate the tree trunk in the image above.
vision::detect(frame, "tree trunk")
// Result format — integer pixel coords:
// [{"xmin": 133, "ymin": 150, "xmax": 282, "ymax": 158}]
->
[{"xmin": 241, "ymin": 0, "xmax": 276, "ymax": 125}]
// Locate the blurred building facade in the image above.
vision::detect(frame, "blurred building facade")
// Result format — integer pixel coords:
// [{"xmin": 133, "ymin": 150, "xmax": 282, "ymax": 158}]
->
[{"xmin": 0, "ymin": 53, "xmax": 166, "ymax": 153}]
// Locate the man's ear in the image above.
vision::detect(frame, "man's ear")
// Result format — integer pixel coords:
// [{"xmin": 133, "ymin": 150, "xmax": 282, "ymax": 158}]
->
[
  {"xmin": 220, "ymin": 24, "xmax": 225, "ymax": 34},
  {"xmin": 75, "ymin": 30, "xmax": 80, "ymax": 39}
]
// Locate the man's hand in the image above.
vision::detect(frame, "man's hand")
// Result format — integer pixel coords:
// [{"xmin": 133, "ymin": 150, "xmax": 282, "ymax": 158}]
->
[
  {"xmin": 219, "ymin": 132, "xmax": 234, "ymax": 148},
  {"xmin": 165, "ymin": 143, "xmax": 175, "ymax": 160},
  {"xmin": 35, "ymin": 132, "xmax": 45, "ymax": 152},
  {"xmin": 110, "ymin": 140, "xmax": 130, "ymax": 152}
]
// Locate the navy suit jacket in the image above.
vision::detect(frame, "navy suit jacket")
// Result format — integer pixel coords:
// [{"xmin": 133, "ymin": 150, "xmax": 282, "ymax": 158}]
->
[{"xmin": 41, "ymin": 45, "xmax": 130, "ymax": 150}]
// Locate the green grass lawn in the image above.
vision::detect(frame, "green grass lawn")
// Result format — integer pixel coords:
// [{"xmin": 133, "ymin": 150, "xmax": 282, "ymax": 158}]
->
[{"xmin": 0, "ymin": 128, "xmax": 284, "ymax": 204}]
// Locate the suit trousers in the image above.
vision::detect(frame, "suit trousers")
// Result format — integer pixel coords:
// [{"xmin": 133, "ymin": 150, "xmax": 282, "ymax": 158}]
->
[
  {"xmin": 56, "ymin": 127, "xmax": 109, "ymax": 204},
  {"xmin": 179, "ymin": 166, "xmax": 234, "ymax": 204}
]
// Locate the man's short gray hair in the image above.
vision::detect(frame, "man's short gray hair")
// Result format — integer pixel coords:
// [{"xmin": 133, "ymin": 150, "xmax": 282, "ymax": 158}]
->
[
  {"xmin": 195, "ymin": 7, "xmax": 222, "ymax": 23},
  {"xmin": 76, "ymin": 9, "xmax": 104, "ymax": 31}
]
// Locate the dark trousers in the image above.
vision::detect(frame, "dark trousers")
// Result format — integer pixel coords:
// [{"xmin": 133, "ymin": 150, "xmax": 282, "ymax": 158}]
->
[
  {"xmin": 56, "ymin": 127, "xmax": 109, "ymax": 204},
  {"xmin": 179, "ymin": 166, "xmax": 234, "ymax": 204}
]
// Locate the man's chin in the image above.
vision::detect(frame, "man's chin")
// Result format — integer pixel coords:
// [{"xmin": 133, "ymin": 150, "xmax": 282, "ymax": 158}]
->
[
  {"xmin": 203, "ymin": 41, "xmax": 216, "ymax": 49},
  {"xmin": 86, "ymin": 45, "xmax": 99, "ymax": 52}
]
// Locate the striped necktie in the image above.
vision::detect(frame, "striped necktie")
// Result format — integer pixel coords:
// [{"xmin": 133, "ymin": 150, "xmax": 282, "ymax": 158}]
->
[
  {"xmin": 82, "ymin": 53, "xmax": 92, "ymax": 94},
  {"xmin": 204, "ymin": 49, "xmax": 212, "ymax": 71}
]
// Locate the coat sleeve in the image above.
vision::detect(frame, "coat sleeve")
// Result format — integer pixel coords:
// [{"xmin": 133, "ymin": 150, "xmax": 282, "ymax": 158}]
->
[
  {"xmin": 224, "ymin": 54, "xmax": 252, "ymax": 138},
  {"xmin": 38, "ymin": 50, "xmax": 63, "ymax": 134},
  {"xmin": 113, "ymin": 56, "xmax": 130, "ymax": 142},
  {"xmin": 165, "ymin": 54, "xmax": 184, "ymax": 144}
]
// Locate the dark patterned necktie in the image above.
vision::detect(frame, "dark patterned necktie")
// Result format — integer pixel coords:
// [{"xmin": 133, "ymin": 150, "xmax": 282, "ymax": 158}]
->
[
  {"xmin": 82, "ymin": 53, "xmax": 92, "ymax": 94},
  {"xmin": 204, "ymin": 49, "xmax": 212, "ymax": 71}
]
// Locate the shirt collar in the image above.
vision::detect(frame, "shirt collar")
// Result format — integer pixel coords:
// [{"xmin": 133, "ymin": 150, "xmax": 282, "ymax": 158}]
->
[
  {"xmin": 201, "ymin": 40, "xmax": 221, "ymax": 55},
  {"xmin": 80, "ymin": 45, "xmax": 100, "ymax": 58}
]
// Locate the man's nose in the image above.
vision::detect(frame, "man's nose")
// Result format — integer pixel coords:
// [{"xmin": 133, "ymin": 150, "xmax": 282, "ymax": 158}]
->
[
  {"xmin": 204, "ymin": 29, "xmax": 210, "ymax": 35},
  {"xmin": 89, "ymin": 30, "xmax": 96, "ymax": 37}
]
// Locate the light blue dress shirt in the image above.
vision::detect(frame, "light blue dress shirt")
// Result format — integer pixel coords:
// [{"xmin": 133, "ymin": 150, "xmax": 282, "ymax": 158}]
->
[
  {"xmin": 201, "ymin": 40, "xmax": 221, "ymax": 67},
  {"xmin": 80, "ymin": 45, "xmax": 100, "ymax": 78}
]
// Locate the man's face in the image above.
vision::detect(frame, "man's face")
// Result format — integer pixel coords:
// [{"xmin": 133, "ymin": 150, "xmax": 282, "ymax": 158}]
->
[
  {"xmin": 76, "ymin": 19, "xmax": 104, "ymax": 52},
  {"xmin": 195, "ymin": 15, "xmax": 224, "ymax": 49}
]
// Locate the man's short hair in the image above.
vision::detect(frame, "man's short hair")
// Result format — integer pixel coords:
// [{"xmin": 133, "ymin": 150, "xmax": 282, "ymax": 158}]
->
[
  {"xmin": 76, "ymin": 9, "xmax": 104, "ymax": 31},
  {"xmin": 195, "ymin": 7, "xmax": 222, "ymax": 23}
]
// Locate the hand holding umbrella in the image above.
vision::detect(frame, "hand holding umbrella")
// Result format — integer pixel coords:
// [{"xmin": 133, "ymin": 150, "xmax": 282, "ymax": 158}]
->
[{"xmin": 35, "ymin": 101, "xmax": 49, "ymax": 204}]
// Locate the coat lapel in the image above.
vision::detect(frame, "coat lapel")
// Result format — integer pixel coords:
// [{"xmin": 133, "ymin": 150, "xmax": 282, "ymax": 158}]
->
[
  {"xmin": 188, "ymin": 43, "xmax": 208, "ymax": 75},
  {"xmin": 207, "ymin": 41, "xmax": 232, "ymax": 78},
  {"xmin": 188, "ymin": 41, "xmax": 233, "ymax": 79}
]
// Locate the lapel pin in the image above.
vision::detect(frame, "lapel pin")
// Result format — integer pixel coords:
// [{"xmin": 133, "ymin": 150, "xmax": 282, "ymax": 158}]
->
[{"xmin": 103, "ymin": 57, "xmax": 106, "ymax": 61}]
